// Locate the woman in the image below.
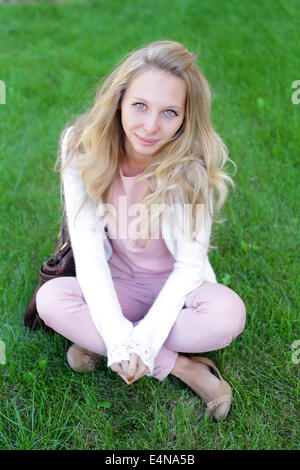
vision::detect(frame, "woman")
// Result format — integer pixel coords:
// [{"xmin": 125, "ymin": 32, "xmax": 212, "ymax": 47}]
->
[{"xmin": 36, "ymin": 40, "xmax": 246, "ymax": 421}]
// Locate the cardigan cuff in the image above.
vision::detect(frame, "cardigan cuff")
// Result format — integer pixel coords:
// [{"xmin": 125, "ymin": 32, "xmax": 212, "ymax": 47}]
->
[
  {"xmin": 106, "ymin": 342, "xmax": 132, "ymax": 368},
  {"xmin": 106, "ymin": 340, "xmax": 155, "ymax": 376}
]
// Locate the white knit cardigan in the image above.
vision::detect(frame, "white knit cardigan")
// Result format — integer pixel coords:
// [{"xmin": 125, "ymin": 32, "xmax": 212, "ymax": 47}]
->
[{"xmin": 61, "ymin": 126, "xmax": 217, "ymax": 376}]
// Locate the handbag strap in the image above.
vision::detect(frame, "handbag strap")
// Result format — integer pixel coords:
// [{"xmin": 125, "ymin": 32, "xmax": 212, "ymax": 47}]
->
[{"xmin": 48, "ymin": 239, "xmax": 71, "ymax": 264}]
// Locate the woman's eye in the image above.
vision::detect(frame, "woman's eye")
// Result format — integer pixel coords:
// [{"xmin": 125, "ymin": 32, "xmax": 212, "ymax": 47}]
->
[
  {"xmin": 133, "ymin": 103, "xmax": 177, "ymax": 117},
  {"xmin": 134, "ymin": 103, "xmax": 146, "ymax": 110},
  {"xmin": 165, "ymin": 110, "xmax": 177, "ymax": 117}
]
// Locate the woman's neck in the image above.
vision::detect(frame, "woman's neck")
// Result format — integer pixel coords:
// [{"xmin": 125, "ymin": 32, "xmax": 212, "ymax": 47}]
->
[{"xmin": 120, "ymin": 154, "xmax": 148, "ymax": 176}]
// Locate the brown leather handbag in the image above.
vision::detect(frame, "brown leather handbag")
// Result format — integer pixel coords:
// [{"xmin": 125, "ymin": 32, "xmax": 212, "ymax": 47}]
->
[{"xmin": 23, "ymin": 216, "xmax": 76, "ymax": 334}]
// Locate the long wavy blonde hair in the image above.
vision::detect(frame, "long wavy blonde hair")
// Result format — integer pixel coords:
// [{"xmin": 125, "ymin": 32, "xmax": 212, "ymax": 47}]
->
[{"xmin": 55, "ymin": 40, "xmax": 236, "ymax": 248}]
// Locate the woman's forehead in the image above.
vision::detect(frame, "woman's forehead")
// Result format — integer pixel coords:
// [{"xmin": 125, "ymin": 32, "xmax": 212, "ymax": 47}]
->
[{"xmin": 125, "ymin": 68, "xmax": 186, "ymax": 106}]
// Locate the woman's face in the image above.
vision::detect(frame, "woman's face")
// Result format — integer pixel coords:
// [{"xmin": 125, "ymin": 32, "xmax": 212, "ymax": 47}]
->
[{"xmin": 120, "ymin": 67, "xmax": 186, "ymax": 168}]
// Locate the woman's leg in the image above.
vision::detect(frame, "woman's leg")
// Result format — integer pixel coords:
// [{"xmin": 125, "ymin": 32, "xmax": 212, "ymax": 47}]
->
[
  {"xmin": 36, "ymin": 277, "xmax": 246, "ymax": 385},
  {"xmin": 152, "ymin": 281, "xmax": 246, "ymax": 381},
  {"xmin": 35, "ymin": 276, "xmax": 155, "ymax": 356},
  {"xmin": 36, "ymin": 277, "xmax": 107, "ymax": 355}
]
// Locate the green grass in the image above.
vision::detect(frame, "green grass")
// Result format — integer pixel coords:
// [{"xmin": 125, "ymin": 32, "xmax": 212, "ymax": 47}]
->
[{"xmin": 0, "ymin": 0, "xmax": 299, "ymax": 450}]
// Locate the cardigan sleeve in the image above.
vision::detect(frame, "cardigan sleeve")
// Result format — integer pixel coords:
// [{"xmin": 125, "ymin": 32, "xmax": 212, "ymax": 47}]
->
[
  {"xmin": 130, "ymin": 199, "xmax": 213, "ymax": 376},
  {"xmin": 61, "ymin": 126, "xmax": 135, "ymax": 367}
]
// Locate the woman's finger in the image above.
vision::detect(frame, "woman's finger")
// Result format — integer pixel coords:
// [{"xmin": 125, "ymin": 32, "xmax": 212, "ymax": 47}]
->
[
  {"xmin": 128, "ymin": 357, "xmax": 149, "ymax": 383},
  {"xmin": 121, "ymin": 360, "xmax": 129, "ymax": 377},
  {"xmin": 110, "ymin": 357, "xmax": 148, "ymax": 384},
  {"xmin": 111, "ymin": 362, "xmax": 127, "ymax": 376},
  {"xmin": 117, "ymin": 371, "xmax": 131, "ymax": 384},
  {"xmin": 136, "ymin": 364, "xmax": 149, "ymax": 380},
  {"xmin": 110, "ymin": 362, "xmax": 131, "ymax": 384},
  {"xmin": 110, "ymin": 362, "xmax": 121, "ymax": 373},
  {"xmin": 127, "ymin": 353, "xmax": 138, "ymax": 381}
]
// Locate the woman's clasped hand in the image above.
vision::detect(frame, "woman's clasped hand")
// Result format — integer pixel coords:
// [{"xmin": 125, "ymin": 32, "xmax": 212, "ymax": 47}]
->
[{"xmin": 110, "ymin": 352, "xmax": 149, "ymax": 384}]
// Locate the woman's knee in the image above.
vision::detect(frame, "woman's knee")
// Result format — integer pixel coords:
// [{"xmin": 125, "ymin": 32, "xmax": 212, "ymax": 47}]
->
[
  {"xmin": 192, "ymin": 282, "xmax": 246, "ymax": 339},
  {"xmin": 205, "ymin": 288, "xmax": 246, "ymax": 349},
  {"xmin": 36, "ymin": 277, "xmax": 77, "ymax": 323},
  {"xmin": 215, "ymin": 286, "xmax": 246, "ymax": 339}
]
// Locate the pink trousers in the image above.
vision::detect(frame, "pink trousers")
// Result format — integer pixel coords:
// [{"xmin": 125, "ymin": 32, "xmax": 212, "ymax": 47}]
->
[{"xmin": 36, "ymin": 275, "xmax": 246, "ymax": 381}]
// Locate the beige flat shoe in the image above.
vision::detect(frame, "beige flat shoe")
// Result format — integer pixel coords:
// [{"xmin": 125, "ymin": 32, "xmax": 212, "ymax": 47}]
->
[
  {"xmin": 190, "ymin": 356, "xmax": 232, "ymax": 421},
  {"xmin": 66, "ymin": 344, "xmax": 102, "ymax": 373}
]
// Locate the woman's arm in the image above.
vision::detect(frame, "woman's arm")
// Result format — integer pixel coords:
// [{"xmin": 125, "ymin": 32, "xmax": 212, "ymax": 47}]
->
[{"xmin": 61, "ymin": 127, "xmax": 134, "ymax": 368}]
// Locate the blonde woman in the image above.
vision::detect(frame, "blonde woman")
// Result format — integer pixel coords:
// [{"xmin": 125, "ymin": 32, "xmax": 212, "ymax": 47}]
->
[{"xmin": 36, "ymin": 40, "xmax": 246, "ymax": 421}]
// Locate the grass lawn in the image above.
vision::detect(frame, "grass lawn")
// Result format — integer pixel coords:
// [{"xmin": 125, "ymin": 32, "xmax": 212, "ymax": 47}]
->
[{"xmin": 0, "ymin": 0, "xmax": 299, "ymax": 450}]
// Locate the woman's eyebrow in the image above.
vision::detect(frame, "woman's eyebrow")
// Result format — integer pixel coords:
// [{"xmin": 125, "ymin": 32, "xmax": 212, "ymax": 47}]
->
[{"xmin": 133, "ymin": 96, "xmax": 182, "ymax": 109}]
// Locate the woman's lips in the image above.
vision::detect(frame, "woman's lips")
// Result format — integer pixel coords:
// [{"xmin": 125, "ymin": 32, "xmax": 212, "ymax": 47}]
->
[{"xmin": 135, "ymin": 134, "xmax": 159, "ymax": 145}]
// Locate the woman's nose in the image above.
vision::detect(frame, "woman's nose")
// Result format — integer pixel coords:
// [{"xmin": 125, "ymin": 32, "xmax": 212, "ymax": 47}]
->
[{"xmin": 143, "ymin": 113, "xmax": 160, "ymax": 134}]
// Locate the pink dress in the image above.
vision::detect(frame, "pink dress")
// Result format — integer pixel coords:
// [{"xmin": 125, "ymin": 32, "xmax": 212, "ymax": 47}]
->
[{"xmin": 107, "ymin": 162, "xmax": 175, "ymax": 280}]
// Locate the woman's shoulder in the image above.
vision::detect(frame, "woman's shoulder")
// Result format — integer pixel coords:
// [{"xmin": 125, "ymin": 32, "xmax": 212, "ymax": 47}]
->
[
  {"xmin": 60, "ymin": 125, "xmax": 77, "ymax": 168},
  {"xmin": 61, "ymin": 125, "xmax": 74, "ymax": 150}
]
